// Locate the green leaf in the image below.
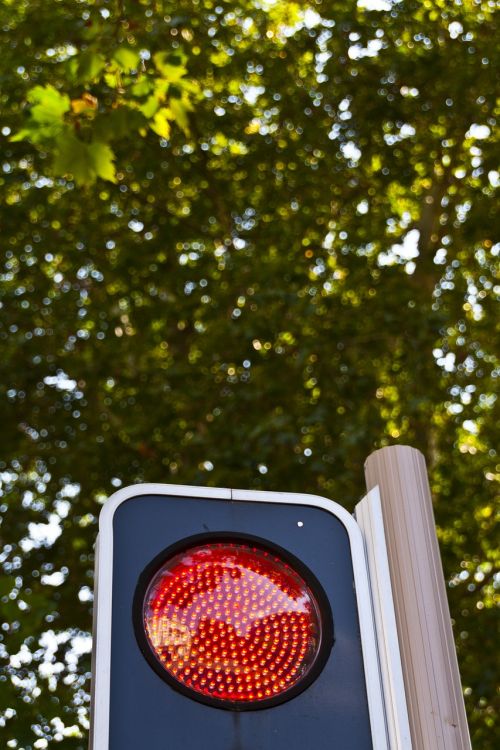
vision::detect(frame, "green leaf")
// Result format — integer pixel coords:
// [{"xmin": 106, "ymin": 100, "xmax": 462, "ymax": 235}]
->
[
  {"xmin": 113, "ymin": 47, "xmax": 140, "ymax": 71},
  {"xmin": 131, "ymin": 79, "xmax": 153, "ymax": 97},
  {"xmin": 10, "ymin": 127, "xmax": 33, "ymax": 143},
  {"xmin": 104, "ymin": 70, "xmax": 120, "ymax": 89},
  {"xmin": 150, "ymin": 108, "xmax": 171, "ymax": 139},
  {"xmin": 53, "ymin": 133, "xmax": 116, "ymax": 184},
  {"xmin": 153, "ymin": 51, "xmax": 187, "ymax": 82},
  {"xmin": 94, "ymin": 107, "xmax": 146, "ymax": 141},
  {"xmin": 168, "ymin": 96, "xmax": 192, "ymax": 135},
  {"xmin": 88, "ymin": 141, "xmax": 117, "ymax": 183},
  {"xmin": 140, "ymin": 94, "xmax": 162, "ymax": 119},
  {"xmin": 11, "ymin": 85, "xmax": 71, "ymax": 143},
  {"xmin": 28, "ymin": 84, "xmax": 71, "ymax": 121},
  {"xmin": 76, "ymin": 49, "xmax": 106, "ymax": 82},
  {"xmin": 53, "ymin": 133, "xmax": 94, "ymax": 183}
]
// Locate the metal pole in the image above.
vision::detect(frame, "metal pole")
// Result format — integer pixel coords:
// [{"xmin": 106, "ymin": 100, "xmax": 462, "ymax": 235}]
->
[{"xmin": 364, "ymin": 445, "xmax": 471, "ymax": 750}]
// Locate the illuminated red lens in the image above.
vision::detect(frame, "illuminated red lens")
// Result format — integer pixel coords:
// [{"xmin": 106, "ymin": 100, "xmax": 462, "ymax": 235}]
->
[{"xmin": 142, "ymin": 541, "xmax": 323, "ymax": 705}]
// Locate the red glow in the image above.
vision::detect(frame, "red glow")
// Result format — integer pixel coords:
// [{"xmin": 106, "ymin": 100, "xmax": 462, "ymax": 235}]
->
[{"xmin": 143, "ymin": 541, "xmax": 322, "ymax": 703}]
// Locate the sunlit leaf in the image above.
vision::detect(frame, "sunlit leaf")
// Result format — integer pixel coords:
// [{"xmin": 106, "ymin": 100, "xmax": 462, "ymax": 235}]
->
[
  {"xmin": 11, "ymin": 85, "xmax": 70, "ymax": 142},
  {"xmin": 154, "ymin": 51, "xmax": 188, "ymax": 81},
  {"xmin": 87, "ymin": 141, "xmax": 116, "ymax": 183},
  {"xmin": 140, "ymin": 93, "xmax": 162, "ymax": 118},
  {"xmin": 150, "ymin": 108, "xmax": 171, "ymax": 139},
  {"xmin": 28, "ymin": 84, "xmax": 71, "ymax": 121},
  {"xmin": 113, "ymin": 47, "xmax": 140, "ymax": 71}
]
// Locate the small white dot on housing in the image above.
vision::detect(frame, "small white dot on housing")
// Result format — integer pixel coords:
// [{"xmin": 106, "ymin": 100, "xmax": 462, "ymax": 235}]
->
[{"xmin": 297, "ymin": 521, "xmax": 304, "ymax": 527}]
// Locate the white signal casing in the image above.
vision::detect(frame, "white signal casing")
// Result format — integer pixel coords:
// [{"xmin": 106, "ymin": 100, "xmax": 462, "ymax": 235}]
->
[{"xmin": 90, "ymin": 483, "xmax": 403, "ymax": 749}]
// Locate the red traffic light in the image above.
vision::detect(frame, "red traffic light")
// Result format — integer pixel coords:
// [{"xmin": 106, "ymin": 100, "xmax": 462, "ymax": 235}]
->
[{"xmin": 135, "ymin": 535, "xmax": 333, "ymax": 709}]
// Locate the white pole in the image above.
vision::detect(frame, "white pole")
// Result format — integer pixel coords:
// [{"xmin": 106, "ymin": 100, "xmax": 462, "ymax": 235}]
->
[{"xmin": 364, "ymin": 445, "xmax": 471, "ymax": 750}]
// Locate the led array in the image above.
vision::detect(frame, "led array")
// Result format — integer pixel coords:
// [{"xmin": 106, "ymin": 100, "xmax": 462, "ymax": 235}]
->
[{"xmin": 143, "ymin": 542, "xmax": 322, "ymax": 703}]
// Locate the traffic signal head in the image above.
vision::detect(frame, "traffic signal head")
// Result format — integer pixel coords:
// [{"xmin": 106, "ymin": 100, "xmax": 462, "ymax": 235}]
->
[
  {"xmin": 90, "ymin": 484, "xmax": 388, "ymax": 749},
  {"xmin": 134, "ymin": 534, "xmax": 333, "ymax": 710}
]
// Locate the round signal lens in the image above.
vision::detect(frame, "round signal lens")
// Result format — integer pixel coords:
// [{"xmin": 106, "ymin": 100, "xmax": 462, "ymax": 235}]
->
[{"xmin": 136, "ymin": 536, "xmax": 332, "ymax": 709}]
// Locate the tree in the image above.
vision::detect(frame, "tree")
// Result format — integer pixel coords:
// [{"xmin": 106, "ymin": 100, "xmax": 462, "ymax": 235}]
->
[{"xmin": 0, "ymin": 0, "xmax": 498, "ymax": 747}]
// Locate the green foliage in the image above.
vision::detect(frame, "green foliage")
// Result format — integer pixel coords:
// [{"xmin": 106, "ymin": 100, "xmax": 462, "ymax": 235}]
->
[
  {"xmin": 12, "ymin": 85, "xmax": 71, "ymax": 143},
  {"xmin": 0, "ymin": 0, "xmax": 498, "ymax": 747},
  {"xmin": 10, "ymin": 8, "xmax": 198, "ymax": 185},
  {"xmin": 53, "ymin": 134, "xmax": 117, "ymax": 185}
]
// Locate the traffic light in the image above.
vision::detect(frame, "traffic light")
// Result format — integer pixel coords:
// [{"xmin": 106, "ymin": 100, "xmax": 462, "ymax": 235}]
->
[{"xmin": 90, "ymin": 483, "xmax": 388, "ymax": 749}]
